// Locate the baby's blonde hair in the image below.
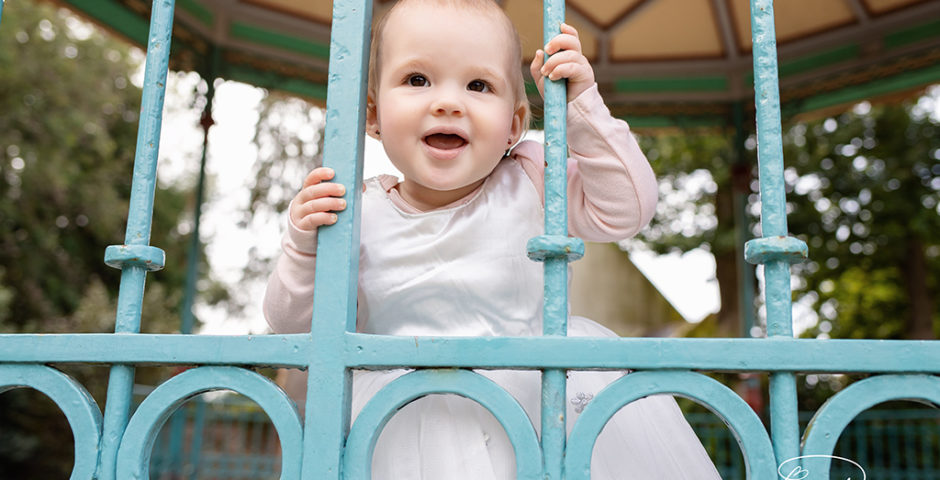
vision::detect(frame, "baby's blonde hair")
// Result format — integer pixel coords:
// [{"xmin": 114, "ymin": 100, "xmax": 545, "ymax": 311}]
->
[{"xmin": 367, "ymin": 0, "xmax": 531, "ymax": 130}]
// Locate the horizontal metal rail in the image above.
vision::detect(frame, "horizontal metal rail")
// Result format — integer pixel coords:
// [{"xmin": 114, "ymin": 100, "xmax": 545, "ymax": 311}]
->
[{"xmin": 0, "ymin": 334, "xmax": 936, "ymax": 373}]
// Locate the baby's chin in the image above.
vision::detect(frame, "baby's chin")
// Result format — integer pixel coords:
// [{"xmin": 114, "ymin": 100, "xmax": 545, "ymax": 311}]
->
[
  {"xmin": 405, "ymin": 175, "xmax": 488, "ymax": 200},
  {"xmin": 422, "ymin": 178, "xmax": 486, "ymax": 195}
]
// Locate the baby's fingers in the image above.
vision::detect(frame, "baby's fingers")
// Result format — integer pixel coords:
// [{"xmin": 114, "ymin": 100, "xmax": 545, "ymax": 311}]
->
[
  {"xmin": 546, "ymin": 62, "xmax": 590, "ymax": 84},
  {"xmin": 544, "ymin": 23, "xmax": 582, "ymax": 55},
  {"xmin": 295, "ymin": 211, "xmax": 338, "ymax": 230},
  {"xmin": 296, "ymin": 181, "xmax": 346, "ymax": 204},
  {"xmin": 530, "ymin": 50, "xmax": 544, "ymax": 81},
  {"xmin": 290, "ymin": 171, "xmax": 346, "ymax": 230},
  {"xmin": 302, "ymin": 166, "xmax": 336, "ymax": 189},
  {"xmin": 560, "ymin": 22, "xmax": 579, "ymax": 37},
  {"xmin": 298, "ymin": 189, "xmax": 347, "ymax": 212},
  {"xmin": 293, "ymin": 195, "xmax": 347, "ymax": 230},
  {"xmin": 539, "ymin": 50, "xmax": 587, "ymax": 80},
  {"xmin": 530, "ymin": 50, "xmax": 546, "ymax": 95}
]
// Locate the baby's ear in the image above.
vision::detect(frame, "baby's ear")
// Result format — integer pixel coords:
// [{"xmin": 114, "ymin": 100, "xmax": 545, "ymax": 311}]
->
[
  {"xmin": 366, "ymin": 95, "xmax": 380, "ymax": 140},
  {"xmin": 510, "ymin": 102, "xmax": 528, "ymax": 145}
]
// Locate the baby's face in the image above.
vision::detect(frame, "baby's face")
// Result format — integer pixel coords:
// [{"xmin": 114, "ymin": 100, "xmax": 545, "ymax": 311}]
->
[{"xmin": 368, "ymin": 3, "xmax": 524, "ymax": 210}]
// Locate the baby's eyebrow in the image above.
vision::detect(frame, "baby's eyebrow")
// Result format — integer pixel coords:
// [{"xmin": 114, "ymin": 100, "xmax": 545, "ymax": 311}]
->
[
  {"xmin": 466, "ymin": 65, "xmax": 502, "ymax": 79},
  {"xmin": 390, "ymin": 57, "xmax": 429, "ymax": 73},
  {"xmin": 464, "ymin": 65, "xmax": 507, "ymax": 87}
]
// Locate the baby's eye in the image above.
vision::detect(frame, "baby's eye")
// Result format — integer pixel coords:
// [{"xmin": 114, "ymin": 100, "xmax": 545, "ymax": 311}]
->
[
  {"xmin": 467, "ymin": 80, "xmax": 490, "ymax": 92},
  {"xmin": 408, "ymin": 74, "xmax": 429, "ymax": 87}
]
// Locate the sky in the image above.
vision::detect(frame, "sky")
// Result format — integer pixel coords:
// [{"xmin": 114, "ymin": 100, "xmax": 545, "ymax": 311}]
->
[{"xmin": 157, "ymin": 77, "xmax": 722, "ymax": 335}]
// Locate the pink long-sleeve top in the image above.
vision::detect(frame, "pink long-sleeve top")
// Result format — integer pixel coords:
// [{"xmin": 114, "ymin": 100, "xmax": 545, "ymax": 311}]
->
[{"xmin": 263, "ymin": 84, "xmax": 657, "ymax": 334}]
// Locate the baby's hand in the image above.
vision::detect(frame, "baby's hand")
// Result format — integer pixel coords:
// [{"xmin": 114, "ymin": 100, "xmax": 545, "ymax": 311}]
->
[
  {"xmin": 530, "ymin": 23, "xmax": 595, "ymax": 103},
  {"xmin": 290, "ymin": 167, "xmax": 347, "ymax": 231}
]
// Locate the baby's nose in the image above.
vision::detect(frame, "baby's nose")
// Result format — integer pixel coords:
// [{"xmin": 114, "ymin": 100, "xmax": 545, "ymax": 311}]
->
[{"xmin": 431, "ymin": 93, "xmax": 464, "ymax": 116}]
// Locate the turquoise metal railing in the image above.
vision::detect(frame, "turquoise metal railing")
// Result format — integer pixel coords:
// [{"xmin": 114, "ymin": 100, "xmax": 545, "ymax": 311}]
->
[
  {"xmin": 0, "ymin": 0, "xmax": 938, "ymax": 479},
  {"xmin": 146, "ymin": 398, "xmax": 939, "ymax": 479},
  {"xmin": 146, "ymin": 393, "xmax": 281, "ymax": 479}
]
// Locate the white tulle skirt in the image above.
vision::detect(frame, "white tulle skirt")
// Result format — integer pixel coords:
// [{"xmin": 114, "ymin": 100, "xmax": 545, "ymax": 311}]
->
[{"xmin": 350, "ymin": 317, "xmax": 721, "ymax": 480}]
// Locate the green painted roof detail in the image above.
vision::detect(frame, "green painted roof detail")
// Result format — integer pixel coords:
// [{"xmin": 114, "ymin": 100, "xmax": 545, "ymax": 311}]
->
[
  {"xmin": 524, "ymin": 80, "xmax": 538, "ymax": 96},
  {"xmin": 225, "ymin": 63, "xmax": 329, "ymax": 101},
  {"xmin": 230, "ymin": 22, "xmax": 330, "ymax": 60},
  {"xmin": 884, "ymin": 19, "xmax": 940, "ymax": 50},
  {"xmin": 744, "ymin": 45, "xmax": 860, "ymax": 86},
  {"xmin": 785, "ymin": 62, "xmax": 940, "ymax": 115},
  {"xmin": 779, "ymin": 45, "xmax": 859, "ymax": 78},
  {"xmin": 615, "ymin": 76, "xmax": 728, "ymax": 93},
  {"xmin": 623, "ymin": 115, "xmax": 726, "ymax": 129},
  {"xmin": 67, "ymin": 0, "xmax": 150, "ymax": 45},
  {"xmin": 178, "ymin": 0, "xmax": 213, "ymax": 27}
]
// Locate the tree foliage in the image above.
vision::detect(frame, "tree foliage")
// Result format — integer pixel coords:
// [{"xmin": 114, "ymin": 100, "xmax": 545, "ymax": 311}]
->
[
  {"xmin": 784, "ymin": 102, "xmax": 940, "ymax": 340},
  {"xmin": 0, "ymin": 2, "xmax": 225, "ymax": 475},
  {"xmin": 638, "ymin": 100, "xmax": 939, "ymax": 413},
  {"xmin": 240, "ymin": 92, "xmax": 325, "ymax": 285},
  {"xmin": 637, "ymin": 132, "xmax": 735, "ymax": 253},
  {"xmin": 0, "ymin": 1, "xmax": 204, "ymax": 334},
  {"xmin": 634, "ymin": 95, "xmax": 939, "ymax": 343},
  {"xmin": 634, "ymin": 128, "xmax": 757, "ymax": 336}
]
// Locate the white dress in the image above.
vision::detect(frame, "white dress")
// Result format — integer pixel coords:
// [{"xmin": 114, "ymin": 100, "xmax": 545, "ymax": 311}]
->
[{"xmin": 352, "ymin": 159, "xmax": 721, "ymax": 479}]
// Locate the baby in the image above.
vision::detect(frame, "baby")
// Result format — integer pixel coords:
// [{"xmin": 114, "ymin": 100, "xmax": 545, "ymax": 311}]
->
[{"xmin": 265, "ymin": 0, "xmax": 720, "ymax": 478}]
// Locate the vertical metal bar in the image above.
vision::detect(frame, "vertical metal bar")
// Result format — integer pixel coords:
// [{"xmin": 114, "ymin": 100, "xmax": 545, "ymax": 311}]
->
[
  {"xmin": 732, "ymin": 102, "xmax": 756, "ymax": 337},
  {"xmin": 189, "ymin": 397, "xmax": 207, "ymax": 478},
  {"xmin": 179, "ymin": 75, "xmax": 215, "ymax": 336},
  {"xmin": 921, "ymin": 417, "xmax": 932, "ymax": 474},
  {"xmin": 250, "ymin": 412, "xmax": 264, "ymax": 476},
  {"xmin": 98, "ymin": 1, "xmax": 176, "ymax": 478},
  {"xmin": 171, "ymin": 68, "xmax": 215, "ymax": 480},
  {"xmin": 231, "ymin": 411, "xmax": 242, "ymax": 470},
  {"xmin": 150, "ymin": 422, "xmax": 165, "ymax": 475},
  {"xmin": 873, "ymin": 420, "xmax": 884, "ymax": 473},
  {"xmin": 167, "ymin": 407, "xmax": 186, "ymax": 475},
  {"xmin": 888, "ymin": 421, "xmax": 901, "ymax": 478},
  {"xmin": 857, "ymin": 412, "xmax": 869, "ymax": 472},
  {"xmin": 169, "ymin": 95, "xmax": 215, "ymax": 480},
  {"xmin": 903, "ymin": 417, "xmax": 917, "ymax": 476},
  {"xmin": 303, "ymin": 0, "xmax": 371, "ymax": 477},
  {"xmin": 541, "ymin": 1, "xmax": 567, "ymax": 478},
  {"xmin": 749, "ymin": 0, "xmax": 800, "ymax": 467}
]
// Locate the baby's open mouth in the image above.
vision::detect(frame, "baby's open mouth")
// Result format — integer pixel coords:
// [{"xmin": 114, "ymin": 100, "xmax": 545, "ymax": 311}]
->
[{"xmin": 424, "ymin": 133, "xmax": 467, "ymax": 150}]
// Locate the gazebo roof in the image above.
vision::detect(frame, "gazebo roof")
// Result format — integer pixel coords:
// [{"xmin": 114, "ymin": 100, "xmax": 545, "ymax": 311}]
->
[{"xmin": 55, "ymin": 0, "xmax": 940, "ymax": 127}]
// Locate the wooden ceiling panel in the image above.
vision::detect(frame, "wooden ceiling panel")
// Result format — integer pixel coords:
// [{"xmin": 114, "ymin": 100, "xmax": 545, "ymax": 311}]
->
[
  {"xmin": 611, "ymin": 0, "xmax": 723, "ymax": 59},
  {"xmin": 729, "ymin": 0, "xmax": 856, "ymax": 50},
  {"xmin": 503, "ymin": 0, "xmax": 544, "ymax": 64},
  {"xmin": 567, "ymin": 0, "xmax": 645, "ymax": 28},
  {"xmin": 864, "ymin": 0, "xmax": 928, "ymax": 15},
  {"xmin": 565, "ymin": 17, "xmax": 599, "ymax": 62},
  {"xmin": 504, "ymin": 0, "xmax": 599, "ymax": 63},
  {"xmin": 242, "ymin": 0, "xmax": 334, "ymax": 24}
]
